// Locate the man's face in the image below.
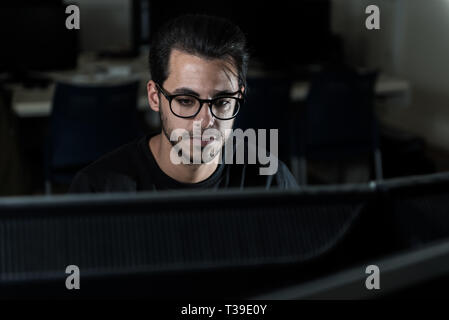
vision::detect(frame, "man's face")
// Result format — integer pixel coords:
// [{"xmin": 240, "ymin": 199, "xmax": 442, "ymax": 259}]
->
[{"xmin": 154, "ymin": 49, "xmax": 242, "ymax": 163}]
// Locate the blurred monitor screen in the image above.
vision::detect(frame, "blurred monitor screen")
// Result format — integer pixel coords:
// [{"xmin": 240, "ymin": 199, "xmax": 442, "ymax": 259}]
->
[
  {"xmin": 0, "ymin": 1, "xmax": 78, "ymax": 73},
  {"xmin": 149, "ymin": 0, "xmax": 333, "ymax": 69}
]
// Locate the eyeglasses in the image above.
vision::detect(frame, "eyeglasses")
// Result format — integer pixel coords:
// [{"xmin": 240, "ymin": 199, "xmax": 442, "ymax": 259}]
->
[{"xmin": 155, "ymin": 83, "xmax": 243, "ymax": 120}]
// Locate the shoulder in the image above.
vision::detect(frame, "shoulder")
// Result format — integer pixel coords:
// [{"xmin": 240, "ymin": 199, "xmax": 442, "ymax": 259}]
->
[
  {"xmin": 68, "ymin": 137, "xmax": 145, "ymax": 193},
  {"xmin": 231, "ymin": 158, "xmax": 298, "ymax": 190},
  {"xmin": 224, "ymin": 136, "xmax": 299, "ymax": 189},
  {"xmin": 233, "ymin": 138, "xmax": 299, "ymax": 190},
  {"xmin": 275, "ymin": 160, "xmax": 300, "ymax": 189}
]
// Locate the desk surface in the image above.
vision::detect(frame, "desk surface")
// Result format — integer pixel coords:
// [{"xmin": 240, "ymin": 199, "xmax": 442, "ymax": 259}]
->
[
  {"xmin": 11, "ymin": 75, "xmax": 410, "ymax": 118},
  {"xmin": 9, "ymin": 52, "xmax": 411, "ymax": 117}
]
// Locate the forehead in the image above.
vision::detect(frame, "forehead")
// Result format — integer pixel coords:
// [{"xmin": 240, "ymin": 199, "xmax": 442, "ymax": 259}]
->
[{"xmin": 164, "ymin": 49, "xmax": 239, "ymax": 92}]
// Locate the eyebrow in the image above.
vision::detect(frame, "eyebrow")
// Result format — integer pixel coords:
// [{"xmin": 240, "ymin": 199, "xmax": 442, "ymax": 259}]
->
[
  {"xmin": 172, "ymin": 87, "xmax": 239, "ymax": 98},
  {"xmin": 172, "ymin": 87, "xmax": 200, "ymax": 96}
]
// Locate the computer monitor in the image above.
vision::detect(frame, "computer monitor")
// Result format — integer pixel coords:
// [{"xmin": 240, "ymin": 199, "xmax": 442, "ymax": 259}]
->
[
  {"xmin": 149, "ymin": 0, "xmax": 335, "ymax": 72},
  {"xmin": 4, "ymin": 173, "xmax": 449, "ymax": 299},
  {"xmin": 253, "ymin": 236, "xmax": 449, "ymax": 299},
  {"xmin": 0, "ymin": 1, "xmax": 79, "ymax": 75},
  {"xmin": 134, "ymin": 0, "xmax": 151, "ymax": 46},
  {"xmin": 73, "ymin": 0, "xmax": 151, "ymax": 58},
  {"xmin": 76, "ymin": 0, "xmax": 140, "ymax": 57},
  {"xmin": 252, "ymin": 172, "xmax": 449, "ymax": 299},
  {"xmin": 0, "ymin": 186, "xmax": 377, "ymax": 299}
]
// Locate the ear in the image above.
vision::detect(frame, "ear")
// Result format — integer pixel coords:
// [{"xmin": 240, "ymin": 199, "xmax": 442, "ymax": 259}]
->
[
  {"xmin": 147, "ymin": 80, "xmax": 160, "ymax": 112},
  {"xmin": 240, "ymin": 86, "xmax": 246, "ymax": 98}
]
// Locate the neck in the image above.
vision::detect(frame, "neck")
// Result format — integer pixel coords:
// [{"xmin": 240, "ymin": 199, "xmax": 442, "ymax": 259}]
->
[{"xmin": 149, "ymin": 133, "xmax": 219, "ymax": 184}]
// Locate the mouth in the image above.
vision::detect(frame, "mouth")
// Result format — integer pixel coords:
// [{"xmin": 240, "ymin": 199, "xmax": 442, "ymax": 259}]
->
[{"xmin": 191, "ymin": 136, "xmax": 216, "ymax": 147}]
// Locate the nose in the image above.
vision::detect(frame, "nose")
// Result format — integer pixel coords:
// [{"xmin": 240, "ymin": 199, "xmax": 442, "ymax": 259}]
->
[{"xmin": 195, "ymin": 102, "xmax": 215, "ymax": 129}]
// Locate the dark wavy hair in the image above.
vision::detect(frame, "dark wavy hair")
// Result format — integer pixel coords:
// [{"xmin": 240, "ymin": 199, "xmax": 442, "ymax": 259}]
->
[{"xmin": 149, "ymin": 14, "xmax": 249, "ymax": 90}]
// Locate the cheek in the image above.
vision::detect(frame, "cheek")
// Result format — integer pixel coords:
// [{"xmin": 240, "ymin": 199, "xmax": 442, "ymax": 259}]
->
[
  {"xmin": 215, "ymin": 120, "xmax": 234, "ymax": 141},
  {"xmin": 170, "ymin": 117, "xmax": 185, "ymax": 130},
  {"xmin": 217, "ymin": 120, "xmax": 234, "ymax": 132},
  {"xmin": 161, "ymin": 102, "xmax": 184, "ymax": 130}
]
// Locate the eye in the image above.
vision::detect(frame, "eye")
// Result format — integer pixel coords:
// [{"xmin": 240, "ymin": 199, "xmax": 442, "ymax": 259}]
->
[
  {"xmin": 214, "ymin": 98, "xmax": 231, "ymax": 108},
  {"xmin": 175, "ymin": 96, "xmax": 196, "ymax": 107}
]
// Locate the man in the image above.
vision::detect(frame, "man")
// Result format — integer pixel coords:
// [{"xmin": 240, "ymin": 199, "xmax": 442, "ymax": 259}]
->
[{"xmin": 69, "ymin": 14, "xmax": 298, "ymax": 193}]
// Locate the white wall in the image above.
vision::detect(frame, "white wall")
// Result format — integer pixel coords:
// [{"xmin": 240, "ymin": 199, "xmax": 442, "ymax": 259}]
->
[
  {"xmin": 331, "ymin": 0, "xmax": 399, "ymax": 73},
  {"xmin": 390, "ymin": 0, "xmax": 449, "ymax": 149},
  {"xmin": 332, "ymin": 0, "xmax": 449, "ymax": 150}
]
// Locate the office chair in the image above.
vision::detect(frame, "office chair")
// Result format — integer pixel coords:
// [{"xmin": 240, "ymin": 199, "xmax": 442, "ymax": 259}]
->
[
  {"xmin": 0, "ymin": 87, "xmax": 30, "ymax": 195},
  {"xmin": 293, "ymin": 68, "xmax": 383, "ymax": 185},
  {"xmin": 44, "ymin": 80, "xmax": 143, "ymax": 193},
  {"xmin": 233, "ymin": 77, "xmax": 293, "ymax": 165}
]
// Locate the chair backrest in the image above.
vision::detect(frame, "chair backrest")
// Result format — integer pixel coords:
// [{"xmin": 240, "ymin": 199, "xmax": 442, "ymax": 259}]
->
[
  {"xmin": 49, "ymin": 81, "xmax": 143, "ymax": 169},
  {"xmin": 233, "ymin": 77, "xmax": 292, "ymax": 162},
  {"xmin": 299, "ymin": 69, "xmax": 379, "ymax": 159},
  {"xmin": 0, "ymin": 87, "xmax": 29, "ymax": 195}
]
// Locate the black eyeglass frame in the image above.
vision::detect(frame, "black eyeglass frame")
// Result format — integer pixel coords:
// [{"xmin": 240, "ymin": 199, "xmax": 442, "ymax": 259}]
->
[{"xmin": 155, "ymin": 83, "xmax": 244, "ymax": 120}]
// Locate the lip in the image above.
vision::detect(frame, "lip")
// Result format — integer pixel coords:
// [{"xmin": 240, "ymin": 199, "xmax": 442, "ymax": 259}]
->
[{"xmin": 191, "ymin": 137, "xmax": 215, "ymax": 147}]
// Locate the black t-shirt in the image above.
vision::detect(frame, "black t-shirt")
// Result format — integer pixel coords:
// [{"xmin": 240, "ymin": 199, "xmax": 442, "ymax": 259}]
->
[{"xmin": 69, "ymin": 133, "xmax": 299, "ymax": 193}]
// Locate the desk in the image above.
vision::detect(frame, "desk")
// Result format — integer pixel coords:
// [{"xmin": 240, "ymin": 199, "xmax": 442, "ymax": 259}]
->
[
  {"xmin": 10, "ymin": 52, "xmax": 411, "ymax": 117},
  {"xmin": 12, "ymin": 75, "xmax": 410, "ymax": 118},
  {"xmin": 291, "ymin": 75, "xmax": 410, "ymax": 101},
  {"xmin": 12, "ymin": 84, "xmax": 150, "ymax": 118}
]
